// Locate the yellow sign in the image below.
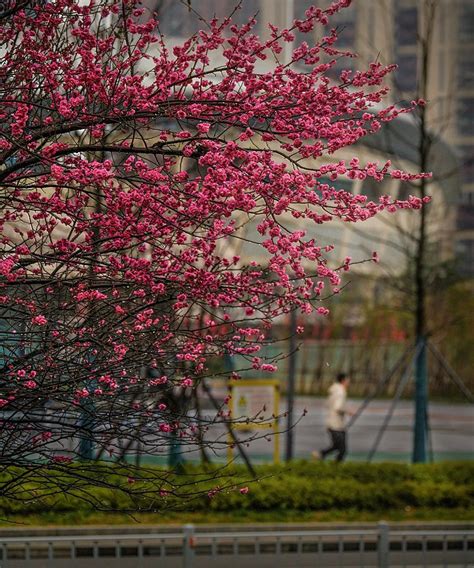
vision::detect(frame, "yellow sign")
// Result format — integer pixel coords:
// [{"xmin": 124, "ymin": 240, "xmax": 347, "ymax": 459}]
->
[{"xmin": 227, "ymin": 379, "xmax": 280, "ymax": 463}]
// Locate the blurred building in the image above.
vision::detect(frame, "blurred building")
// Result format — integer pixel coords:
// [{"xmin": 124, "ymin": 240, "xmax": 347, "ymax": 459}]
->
[
  {"xmin": 145, "ymin": 0, "xmax": 467, "ymax": 276},
  {"xmin": 355, "ymin": 0, "xmax": 473, "ymax": 277}
]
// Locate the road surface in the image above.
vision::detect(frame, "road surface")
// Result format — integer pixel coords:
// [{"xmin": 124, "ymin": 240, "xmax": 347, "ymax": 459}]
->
[{"xmin": 206, "ymin": 395, "xmax": 473, "ymax": 463}]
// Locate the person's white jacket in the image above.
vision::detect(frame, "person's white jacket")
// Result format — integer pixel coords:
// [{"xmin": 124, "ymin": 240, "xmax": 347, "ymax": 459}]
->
[{"xmin": 326, "ymin": 382, "xmax": 347, "ymax": 431}]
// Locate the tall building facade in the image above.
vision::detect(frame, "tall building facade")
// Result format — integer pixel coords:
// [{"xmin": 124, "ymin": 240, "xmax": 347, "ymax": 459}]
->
[
  {"xmin": 356, "ymin": 0, "xmax": 473, "ymax": 277},
  {"xmin": 146, "ymin": 0, "xmax": 472, "ymax": 275}
]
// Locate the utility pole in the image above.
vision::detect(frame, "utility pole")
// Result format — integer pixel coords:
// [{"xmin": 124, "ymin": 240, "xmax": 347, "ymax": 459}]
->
[
  {"xmin": 412, "ymin": 1, "xmax": 437, "ymax": 463},
  {"xmin": 413, "ymin": 337, "xmax": 428, "ymax": 462},
  {"xmin": 285, "ymin": 309, "xmax": 297, "ymax": 462}
]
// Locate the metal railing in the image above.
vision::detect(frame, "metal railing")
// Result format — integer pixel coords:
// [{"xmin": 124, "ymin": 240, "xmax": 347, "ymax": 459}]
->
[{"xmin": 1, "ymin": 523, "xmax": 473, "ymax": 567}]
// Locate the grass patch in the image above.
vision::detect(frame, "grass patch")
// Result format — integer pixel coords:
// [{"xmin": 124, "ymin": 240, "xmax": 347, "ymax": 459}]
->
[{"xmin": 2, "ymin": 507, "xmax": 473, "ymax": 527}]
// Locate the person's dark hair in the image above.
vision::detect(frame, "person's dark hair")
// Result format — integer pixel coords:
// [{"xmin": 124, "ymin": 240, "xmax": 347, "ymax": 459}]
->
[{"xmin": 336, "ymin": 372, "xmax": 347, "ymax": 383}]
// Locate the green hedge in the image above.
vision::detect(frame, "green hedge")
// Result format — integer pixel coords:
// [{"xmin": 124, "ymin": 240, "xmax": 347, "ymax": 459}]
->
[
  {"xmin": 207, "ymin": 462, "xmax": 474, "ymax": 512},
  {"xmin": 0, "ymin": 461, "xmax": 473, "ymax": 516}
]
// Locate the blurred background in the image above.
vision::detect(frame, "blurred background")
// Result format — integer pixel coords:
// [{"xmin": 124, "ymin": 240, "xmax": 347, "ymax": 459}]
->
[
  {"xmin": 129, "ymin": 0, "xmax": 474, "ymax": 467},
  {"xmin": 142, "ymin": 0, "xmax": 473, "ymax": 399},
  {"xmin": 0, "ymin": 3, "xmax": 472, "ymax": 556}
]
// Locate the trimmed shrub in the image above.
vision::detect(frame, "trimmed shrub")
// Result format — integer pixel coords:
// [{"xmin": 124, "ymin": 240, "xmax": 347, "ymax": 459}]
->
[{"xmin": 0, "ymin": 461, "xmax": 473, "ymax": 516}]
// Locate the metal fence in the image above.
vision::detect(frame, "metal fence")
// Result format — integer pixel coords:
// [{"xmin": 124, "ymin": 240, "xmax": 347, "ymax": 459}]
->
[{"xmin": 1, "ymin": 523, "xmax": 473, "ymax": 567}]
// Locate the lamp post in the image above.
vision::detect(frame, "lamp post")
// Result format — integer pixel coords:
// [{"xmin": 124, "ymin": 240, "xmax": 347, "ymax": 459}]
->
[
  {"xmin": 285, "ymin": 309, "xmax": 297, "ymax": 462},
  {"xmin": 413, "ymin": 337, "xmax": 427, "ymax": 463}
]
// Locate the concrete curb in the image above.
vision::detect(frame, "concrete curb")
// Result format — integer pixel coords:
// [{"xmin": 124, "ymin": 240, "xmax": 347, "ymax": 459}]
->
[{"xmin": 1, "ymin": 521, "xmax": 473, "ymax": 537}]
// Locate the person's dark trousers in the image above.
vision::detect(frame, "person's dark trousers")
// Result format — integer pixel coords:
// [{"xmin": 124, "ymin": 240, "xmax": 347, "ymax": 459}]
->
[{"xmin": 321, "ymin": 428, "xmax": 347, "ymax": 462}]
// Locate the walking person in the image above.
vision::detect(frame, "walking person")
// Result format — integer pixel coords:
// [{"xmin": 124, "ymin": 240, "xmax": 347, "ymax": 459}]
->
[{"xmin": 319, "ymin": 372, "xmax": 352, "ymax": 462}]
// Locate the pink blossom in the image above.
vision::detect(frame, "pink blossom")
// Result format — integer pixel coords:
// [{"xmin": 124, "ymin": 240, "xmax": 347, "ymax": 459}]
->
[
  {"xmin": 149, "ymin": 376, "xmax": 168, "ymax": 386},
  {"xmin": 208, "ymin": 486, "xmax": 221, "ymax": 499},
  {"xmin": 16, "ymin": 245, "xmax": 30, "ymax": 255},
  {"xmin": 76, "ymin": 290, "xmax": 108, "ymax": 301},
  {"xmin": 75, "ymin": 388, "xmax": 90, "ymax": 398},
  {"xmin": 0, "ymin": 0, "xmax": 430, "ymax": 485},
  {"xmin": 51, "ymin": 455, "xmax": 73, "ymax": 464},
  {"xmin": 197, "ymin": 122, "xmax": 211, "ymax": 134},
  {"xmin": 0, "ymin": 258, "xmax": 15, "ymax": 276}
]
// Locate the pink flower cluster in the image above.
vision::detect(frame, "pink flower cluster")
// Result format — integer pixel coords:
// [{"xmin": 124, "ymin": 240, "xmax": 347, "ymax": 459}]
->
[{"xmin": 0, "ymin": 0, "xmax": 430, "ymax": 462}]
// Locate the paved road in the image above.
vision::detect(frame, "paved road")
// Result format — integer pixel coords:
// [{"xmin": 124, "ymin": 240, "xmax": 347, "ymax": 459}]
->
[
  {"xmin": 32, "ymin": 391, "xmax": 467, "ymax": 465},
  {"xmin": 287, "ymin": 396, "xmax": 473, "ymax": 461},
  {"xmin": 132, "ymin": 394, "xmax": 472, "ymax": 464},
  {"xmin": 222, "ymin": 396, "xmax": 474, "ymax": 463}
]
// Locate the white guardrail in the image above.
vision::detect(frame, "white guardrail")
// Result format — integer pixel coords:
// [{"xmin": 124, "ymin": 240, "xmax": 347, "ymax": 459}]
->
[{"xmin": 1, "ymin": 523, "xmax": 473, "ymax": 567}]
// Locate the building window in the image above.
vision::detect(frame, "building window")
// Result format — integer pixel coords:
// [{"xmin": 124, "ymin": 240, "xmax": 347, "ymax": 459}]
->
[
  {"xmin": 361, "ymin": 178, "xmax": 387, "ymax": 202},
  {"xmin": 398, "ymin": 181, "xmax": 414, "ymax": 201},
  {"xmin": 396, "ymin": 54, "xmax": 418, "ymax": 92},
  {"xmin": 330, "ymin": 6, "xmax": 356, "ymax": 48},
  {"xmin": 293, "ymin": 1, "xmax": 316, "ymax": 23},
  {"xmin": 293, "ymin": 0, "xmax": 318, "ymax": 51},
  {"xmin": 438, "ymin": 4, "xmax": 445, "ymax": 43},
  {"xmin": 335, "ymin": 178, "xmax": 354, "ymax": 194},
  {"xmin": 227, "ymin": 0, "xmax": 261, "ymax": 28},
  {"xmin": 151, "ymin": 0, "xmax": 198, "ymax": 37},
  {"xmin": 458, "ymin": 146, "xmax": 474, "ymax": 184},
  {"xmin": 438, "ymin": 50, "xmax": 446, "ymax": 92},
  {"xmin": 327, "ymin": 58, "xmax": 355, "ymax": 82},
  {"xmin": 457, "ymin": 205, "xmax": 474, "ymax": 231},
  {"xmin": 458, "ymin": 50, "xmax": 474, "ymax": 90},
  {"xmin": 294, "ymin": 2, "xmax": 356, "ymax": 63},
  {"xmin": 455, "ymin": 238, "xmax": 474, "ymax": 277},
  {"xmin": 321, "ymin": 3, "xmax": 357, "ymax": 48},
  {"xmin": 149, "ymin": 0, "xmax": 260, "ymax": 38},
  {"xmin": 457, "ymin": 99, "xmax": 474, "ymax": 137},
  {"xmin": 396, "ymin": 7, "xmax": 418, "ymax": 46},
  {"xmin": 318, "ymin": 177, "xmax": 354, "ymax": 195},
  {"xmin": 461, "ymin": 191, "xmax": 474, "ymax": 206},
  {"xmin": 458, "ymin": 2, "xmax": 474, "ymax": 43},
  {"xmin": 367, "ymin": 5, "xmax": 375, "ymax": 48}
]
